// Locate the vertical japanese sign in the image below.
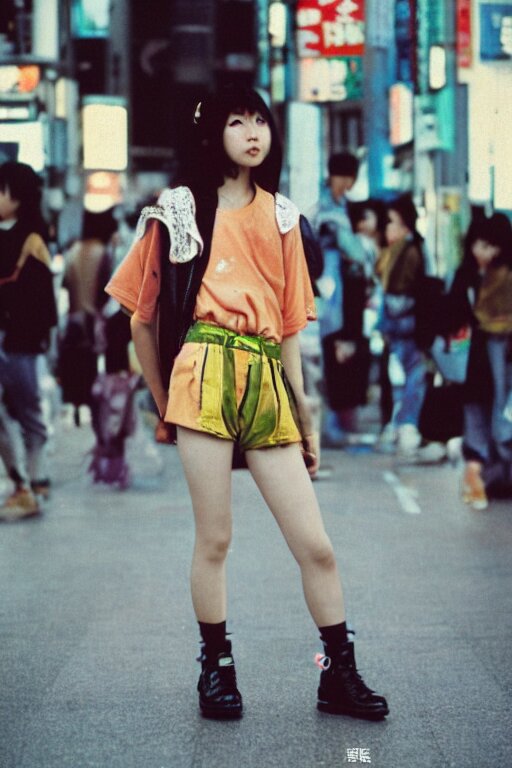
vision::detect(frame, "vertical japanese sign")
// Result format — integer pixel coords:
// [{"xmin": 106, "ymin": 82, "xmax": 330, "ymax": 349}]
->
[
  {"xmin": 296, "ymin": 0, "xmax": 365, "ymax": 58},
  {"xmin": 395, "ymin": 0, "xmax": 417, "ymax": 86},
  {"xmin": 456, "ymin": 0, "xmax": 472, "ymax": 68},
  {"xmin": 295, "ymin": 0, "xmax": 365, "ymax": 102}
]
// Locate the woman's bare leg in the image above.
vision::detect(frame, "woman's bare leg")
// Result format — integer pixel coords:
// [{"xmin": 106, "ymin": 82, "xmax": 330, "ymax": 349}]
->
[
  {"xmin": 246, "ymin": 443, "xmax": 345, "ymax": 627},
  {"xmin": 177, "ymin": 427, "xmax": 234, "ymax": 623}
]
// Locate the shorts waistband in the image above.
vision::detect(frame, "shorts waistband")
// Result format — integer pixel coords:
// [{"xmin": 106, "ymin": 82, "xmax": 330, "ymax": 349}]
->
[{"xmin": 185, "ymin": 322, "xmax": 281, "ymax": 360}]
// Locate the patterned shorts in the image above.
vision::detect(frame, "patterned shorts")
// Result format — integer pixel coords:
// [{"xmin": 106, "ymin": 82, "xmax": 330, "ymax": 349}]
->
[{"xmin": 165, "ymin": 322, "xmax": 302, "ymax": 451}]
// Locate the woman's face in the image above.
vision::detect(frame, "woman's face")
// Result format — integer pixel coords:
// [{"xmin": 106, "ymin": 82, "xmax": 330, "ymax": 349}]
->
[
  {"xmin": 385, "ymin": 209, "xmax": 409, "ymax": 245},
  {"xmin": 222, "ymin": 110, "xmax": 271, "ymax": 171},
  {"xmin": 472, "ymin": 238, "xmax": 501, "ymax": 270},
  {"xmin": 357, "ymin": 208, "xmax": 378, "ymax": 237},
  {"xmin": 0, "ymin": 185, "xmax": 20, "ymax": 222}
]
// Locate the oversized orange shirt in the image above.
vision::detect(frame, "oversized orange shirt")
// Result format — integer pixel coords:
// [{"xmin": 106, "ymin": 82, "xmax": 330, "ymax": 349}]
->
[
  {"xmin": 195, "ymin": 186, "xmax": 315, "ymax": 341},
  {"xmin": 106, "ymin": 186, "xmax": 316, "ymax": 342}
]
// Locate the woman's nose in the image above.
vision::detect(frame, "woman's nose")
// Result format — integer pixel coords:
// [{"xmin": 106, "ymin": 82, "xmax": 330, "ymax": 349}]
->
[{"xmin": 246, "ymin": 122, "xmax": 258, "ymax": 140}]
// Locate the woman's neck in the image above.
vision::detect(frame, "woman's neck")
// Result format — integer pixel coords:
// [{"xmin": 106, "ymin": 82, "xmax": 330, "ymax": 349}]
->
[{"xmin": 217, "ymin": 171, "xmax": 255, "ymax": 211}]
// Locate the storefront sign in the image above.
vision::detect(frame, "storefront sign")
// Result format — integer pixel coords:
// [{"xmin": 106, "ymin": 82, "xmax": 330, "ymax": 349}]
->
[
  {"xmin": 456, "ymin": 0, "xmax": 472, "ymax": 68},
  {"xmin": 296, "ymin": 0, "xmax": 365, "ymax": 58}
]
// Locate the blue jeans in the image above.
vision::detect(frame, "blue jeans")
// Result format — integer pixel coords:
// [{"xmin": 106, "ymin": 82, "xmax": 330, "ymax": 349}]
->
[
  {"xmin": 388, "ymin": 337, "xmax": 427, "ymax": 428},
  {"xmin": 0, "ymin": 350, "xmax": 48, "ymax": 484},
  {"xmin": 463, "ymin": 335, "xmax": 512, "ymax": 465}
]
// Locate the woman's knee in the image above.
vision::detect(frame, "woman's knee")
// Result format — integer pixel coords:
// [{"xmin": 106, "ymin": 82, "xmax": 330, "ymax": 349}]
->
[
  {"xmin": 195, "ymin": 528, "xmax": 232, "ymax": 563},
  {"xmin": 299, "ymin": 534, "xmax": 337, "ymax": 571}
]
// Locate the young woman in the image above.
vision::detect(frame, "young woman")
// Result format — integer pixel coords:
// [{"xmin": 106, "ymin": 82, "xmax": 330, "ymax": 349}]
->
[
  {"xmin": 375, "ymin": 195, "xmax": 427, "ymax": 458},
  {"xmin": 106, "ymin": 87, "xmax": 388, "ymax": 721},
  {"xmin": 446, "ymin": 214, "xmax": 512, "ymax": 509},
  {"xmin": 0, "ymin": 161, "xmax": 57, "ymax": 520}
]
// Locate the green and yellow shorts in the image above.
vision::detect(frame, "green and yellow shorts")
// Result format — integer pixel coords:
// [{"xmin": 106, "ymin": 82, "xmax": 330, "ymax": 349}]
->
[{"xmin": 165, "ymin": 321, "xmax": 302, "ymax": 451}]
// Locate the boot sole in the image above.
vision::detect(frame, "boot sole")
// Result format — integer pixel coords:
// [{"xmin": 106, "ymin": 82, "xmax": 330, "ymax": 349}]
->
[
  {"xmin": 317, "ymin": 700, "xmax": 389, "ymax": 720},
  {"xmin": 199, "ymin": 704, "xmax": 243, "ymax": 720}
]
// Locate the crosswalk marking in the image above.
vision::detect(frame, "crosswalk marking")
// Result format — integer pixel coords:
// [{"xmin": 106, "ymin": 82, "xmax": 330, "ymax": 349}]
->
[{"xmin": 383, "ymin": 471, "xmax": 422, "ymax": 515}]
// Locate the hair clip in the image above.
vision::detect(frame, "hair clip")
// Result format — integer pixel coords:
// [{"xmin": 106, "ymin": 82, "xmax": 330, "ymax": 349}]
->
[{"xmin": 193, "ymin": 102, "xmax": 202, "ymax": 124}]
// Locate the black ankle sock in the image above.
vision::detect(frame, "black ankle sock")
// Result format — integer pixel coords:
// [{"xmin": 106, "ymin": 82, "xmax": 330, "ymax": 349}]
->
[
  {"xmin": 198, "ymin": 621, "xmax": 229, "ymax": 657},
  {"xmin": 319, "ymin": 621, "xmax": 349, "ymax": 656}
]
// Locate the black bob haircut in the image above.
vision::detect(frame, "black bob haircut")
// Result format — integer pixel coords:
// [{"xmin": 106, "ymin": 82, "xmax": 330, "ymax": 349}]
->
[
  {"xmin": 0, "ymin": 161, "xmax": 43, "ymax": 219},
  {"xmin": 0, "ymin": 160, "xmax": 47, "ymax": 237},
  {"xmin": 186, "ymin": 85, "xmax": 282, "ymax": 197},
  {"xmin": 462, "ymin": 212, "xmax": 512, "ymax": 272}
]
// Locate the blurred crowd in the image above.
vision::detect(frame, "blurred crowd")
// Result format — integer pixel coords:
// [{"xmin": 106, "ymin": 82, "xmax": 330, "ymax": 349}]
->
[{"xmin": 0, "ymin": 158, "xmax": 511, "ymax": 521}]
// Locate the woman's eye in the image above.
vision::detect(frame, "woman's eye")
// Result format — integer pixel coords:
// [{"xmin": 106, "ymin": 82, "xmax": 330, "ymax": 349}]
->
[
  {"xmin": 256, "ymin": 116, "xmax": 267, "ymax": 125},
  {"xmin": 228, "ymin": 118, "xmax": 243, "ymax": 126}
]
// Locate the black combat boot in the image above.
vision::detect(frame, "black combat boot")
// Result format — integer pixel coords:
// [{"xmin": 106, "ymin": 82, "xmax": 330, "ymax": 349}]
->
[
  {"xmin": 316, "ymin": 641, "xmax": 389, "ymax": 720},
  {"xmin": 197, "ymin": 640, "xmax": 243, "ymax": 719}
]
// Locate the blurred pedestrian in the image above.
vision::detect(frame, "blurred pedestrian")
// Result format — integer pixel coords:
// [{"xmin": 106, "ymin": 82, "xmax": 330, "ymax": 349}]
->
[
  {"xmin": 350, "ymin": 200, "xmax": 394, "ymax": 434},
  {"xmin": 309, "ymin": 152, "xmax": 370, "ymax": 445},
  {"xmin": 106, "ymin": 86, "xmax": 388, "ymax": 721},
  {"xmin": 445, "ymin": 213, "xmax": 512, "ymax": 509},
  {"xmin": 58, "ymin": 209, "xmax": 117, "ymax": 424},
  {"xmin": 375, "ymin": 194, "xmax": 427, "ymax": 458},
  {"xmin": 0, "ymin": 161, "xmax": 57, "ymax": 520}
]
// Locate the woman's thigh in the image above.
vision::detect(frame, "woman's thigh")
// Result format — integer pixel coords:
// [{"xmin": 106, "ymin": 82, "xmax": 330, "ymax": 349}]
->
[
  {"xmin": 246, "ymin": 443, "xmax": 332, "ymax": 563},
  {"xmin": 177, "ymin": 426, "xmax": 234, "ymax": 539}
]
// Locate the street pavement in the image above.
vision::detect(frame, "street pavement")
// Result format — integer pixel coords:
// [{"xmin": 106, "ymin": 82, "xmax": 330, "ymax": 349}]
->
[{"xmin": 1, "ymin": 412, "xmax": 511, "ymax": 768}]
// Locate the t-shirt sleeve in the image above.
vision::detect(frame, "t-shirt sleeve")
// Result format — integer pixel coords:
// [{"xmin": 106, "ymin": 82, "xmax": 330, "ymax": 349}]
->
[
  {"xmin": 105, "ymin": 219, "xmax": 162, "ymax": 323},
  {"xmin": 282, "ymin": 222, "xmax": 317, "ymax": 337}
]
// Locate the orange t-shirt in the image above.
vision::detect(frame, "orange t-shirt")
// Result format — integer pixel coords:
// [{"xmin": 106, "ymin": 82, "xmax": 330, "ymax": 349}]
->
[
  {"xmin": 195, "ymin": 186, "xmax": 315, "ymax": 342},
  {"xmin": 106, "ymin": 186, "xmax": 316, "ymax": 342}
]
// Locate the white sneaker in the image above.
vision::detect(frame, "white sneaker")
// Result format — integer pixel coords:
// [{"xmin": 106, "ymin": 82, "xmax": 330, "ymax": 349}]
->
[
  {"xmin": 375, "ymin": 423, "xmax": 397, "ymax": 453},
  {"xmin": 397, "ymin": 424, "xmax": 421, "ymax": 459},
  {"xmin": 416, "ymin": 441, "xmax": 447, "ymax": 464}
]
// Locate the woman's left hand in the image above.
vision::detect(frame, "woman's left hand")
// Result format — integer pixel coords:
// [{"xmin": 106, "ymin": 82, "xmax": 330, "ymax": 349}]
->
[{"xmin": 302, "ymin": 432, "xmax": 320, "ymax": 479}]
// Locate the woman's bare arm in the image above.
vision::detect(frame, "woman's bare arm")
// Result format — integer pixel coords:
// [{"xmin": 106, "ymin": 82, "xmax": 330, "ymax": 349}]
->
[
  {"xmin": 281, "ymin": 332, "xmax": 319, "ymax": 475},
  {"xmin": 130, "ymin": 314, "xmax": 168, "ymax": 418}
]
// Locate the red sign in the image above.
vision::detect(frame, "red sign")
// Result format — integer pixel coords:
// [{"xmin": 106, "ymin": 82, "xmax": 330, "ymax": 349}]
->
[
  {"xmin": 456, "ymin": 0, "xmax": 472, "ymax": 68},
  {"xmin": 296, "ymin": 0, "xmax": 365, "ymax": 58}
]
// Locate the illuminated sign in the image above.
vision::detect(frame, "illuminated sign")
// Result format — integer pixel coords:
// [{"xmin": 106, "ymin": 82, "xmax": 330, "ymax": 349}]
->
[
  {"xmin": 480, "ymin": 3, "xmax": 512, "ymax": 60},
  {"xmin": 0, "ymin": 122, "xmax": 45, "ymax": 171},
  {"xmin": 298, "ymin": 56, "xmax": 362, "ymax": 101},
  {"xmin": 72, "ymin": 0, "xmax": 110, "ymax": 38},
  {"xmin": 0, "ymin": 66, "xmax": 41, "ymax": 96},
  {"xmin": 296, "ymin": 0, "xmax": 365, "ymax": 58},
  {"xmin": 389, "ymin": 82, "xmax": 413, "ymax": 146},
  {"xmin": 82, "ymin": 97, "xmax": 128, "ymax": 171},
  {"xmin": 456, "ymin": 0, "xmax": 472, "ymax": 68}
]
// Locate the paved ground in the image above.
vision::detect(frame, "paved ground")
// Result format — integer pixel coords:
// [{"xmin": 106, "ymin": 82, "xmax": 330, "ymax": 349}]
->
[{"xmin": 1, "ymin": 412, "xmax": 511, "ymax": 768}]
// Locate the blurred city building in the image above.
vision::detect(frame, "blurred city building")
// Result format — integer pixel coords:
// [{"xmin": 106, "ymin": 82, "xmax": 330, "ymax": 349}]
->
[{"xmin": 0, "ymin": 1, "xmax": 511, "ymax": 270}]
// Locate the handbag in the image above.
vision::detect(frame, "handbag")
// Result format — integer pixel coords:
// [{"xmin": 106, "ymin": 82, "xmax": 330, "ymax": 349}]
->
[
  {"xmin": 419, "ymin": 379, "xmax": 464, "ymax": 443},
  {"xmin": 430, "ymin": 326, "xmax": 471, "ymax": 384}
]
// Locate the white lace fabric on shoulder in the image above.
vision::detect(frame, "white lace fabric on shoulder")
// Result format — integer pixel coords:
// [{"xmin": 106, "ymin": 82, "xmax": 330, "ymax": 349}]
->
[
  {"xmin": 135, "ymin": 186, "xmax": 204, "ymax": 264},
  {"xmin": 275, "ymin": 192, "xmax": 300, "ymax": 234}
]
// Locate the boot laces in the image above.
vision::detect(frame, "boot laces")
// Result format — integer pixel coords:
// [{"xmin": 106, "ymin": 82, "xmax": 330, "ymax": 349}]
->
[{"xmin": 315, "ymin": 650, "xmax": 376, "ymax": 699}]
